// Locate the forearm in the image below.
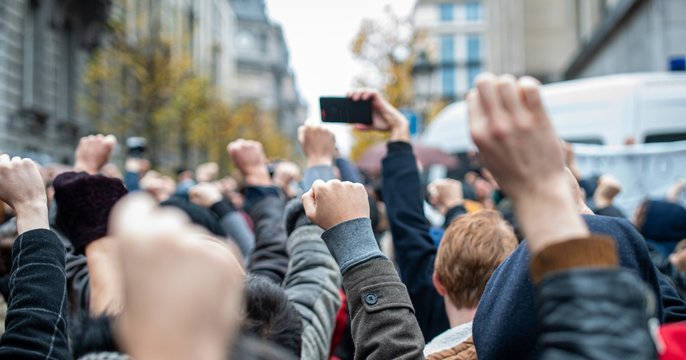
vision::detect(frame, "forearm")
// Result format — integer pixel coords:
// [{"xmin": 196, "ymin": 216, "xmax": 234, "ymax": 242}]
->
[
  {"xmin": 284, "ymin": 225, "xmax": 342, "ymax": 360},
  {"xmin": 531, "ymin": 235, "xmax": 657, "ymax": 359},
  {"xmin": 14, "ymin": 202, "xmax": 49, "ymax": 235},
  {"xmin": 0, "ymin": 229, "xmax": 70, "ymax": 359},
  {"xmin": 246, "ymin": 189, "xmax": 289, "ymax": 283},
  {"xmin": 212, "ymin": 199, "xmax": 255, "ymax": 258}
]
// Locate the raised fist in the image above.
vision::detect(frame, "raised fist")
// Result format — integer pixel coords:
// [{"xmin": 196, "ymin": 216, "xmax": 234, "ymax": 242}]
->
[
  {"xmin": 227, "ymin": 139, "xmax": 271, "ymax": 186},
  {"xmin": 109, "ymin": 194, "xmax": 244, "ymax": 360},
  {"xmin": 302, "ymin": 179, "xmax": 369, "ymax": 230},
  {"xmin": 74, "ymin": 134, "xmax": 117, "ymax": 174},
  {"xmin": 298, "ymin": 124, "xmax": 336, "ymax": 167},
  {"xmin": 0, "ymin": 154, "xmax": 48, "ymax": 233},
  {"xmin": 428, "ymin": 179, "xmax": 464, "ymax": 214},
  {"xmin": 189, "ymin": 182, "xmax": 223, "ymax": 208}
]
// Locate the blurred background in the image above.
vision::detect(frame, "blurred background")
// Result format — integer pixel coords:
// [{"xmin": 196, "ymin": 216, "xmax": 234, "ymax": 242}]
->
[{"xmin": 0, "ymin": 0, "xmax": 684, "ymax": 212}]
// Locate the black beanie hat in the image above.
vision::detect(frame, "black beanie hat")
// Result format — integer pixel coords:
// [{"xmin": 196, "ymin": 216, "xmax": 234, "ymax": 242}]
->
[{"xmin": 54, "ymin": 171, "xmax": 128, "ymax": 254}]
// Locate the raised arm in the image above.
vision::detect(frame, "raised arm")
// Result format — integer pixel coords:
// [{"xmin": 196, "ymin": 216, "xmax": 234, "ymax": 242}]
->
[
  {"xmin": 351, "ymin": 89, "xmax": 448, "ymax": 340},
  {"xmin": 303, "ymin": 180, "xmax": 424, "ymax": 360},
  {"xmin": 468, "ymin": 73, "xmax": 656, "ymax": 359},
  {"xmin": 228, "ymin": 139, "xmax": 288, "ymax": 284},
  {"xmin": 0, "ymin": 155, "xmax": 70, "ymax": 359}
]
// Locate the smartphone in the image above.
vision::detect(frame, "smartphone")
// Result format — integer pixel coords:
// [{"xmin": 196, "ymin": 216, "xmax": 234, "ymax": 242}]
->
[{"xmin": 319, "ymin": 97, "xmax": 372, "ymax": 124}]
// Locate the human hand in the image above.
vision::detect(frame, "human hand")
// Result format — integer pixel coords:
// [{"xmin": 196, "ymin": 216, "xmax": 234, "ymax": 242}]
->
[
  {"xmin": 428, "ymin": 179, "xmax": 464, "ymax": 214},
  {"xmin": 227, "ymin": 139, "xmax": 271, "ymax": 186},
  {"xmin": 347, "ymin": 89, "xmax": 410, "ymax": 142},
  {"xmin": 467, "ymin": 73, "xmax": 588, "ymax": 253},
  {"xmin": 74, "ymin": 134, "xmax": 117, "ymax": 175},
  {"xmin": 593, "ymin": 174, "xmax": 622, "ymax": 208},
  {"xmin": 189, "ymin": 182, "xmax": 224, "ymax": 208},
  {"xmin": 302, "ymin": 179, "xmax": 369, "ymax": 230},
  {"xmin": 109, "ymin": 194, "xmax": 244, "ymax": 360},
  {"xmin": 125, "ymin": 157, "xmax": 150, "ymax": 176},
  {"xmin": 273, "ymin": 162, "xmax": 301, "ymax": 198},
  {"xmin": 0, "ymin": 155, "xmax": 48, "ymax": 234},
  {"xmin": 196, "ymin": 162, "xmax": 219, "ymax": 183},
  {"xmin": 298, "ymin": 124, "xmax": 336, "ymax": 167}
]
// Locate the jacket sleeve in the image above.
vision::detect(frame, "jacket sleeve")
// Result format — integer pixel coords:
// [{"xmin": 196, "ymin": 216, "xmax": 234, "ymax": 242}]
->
[
  {"xmin": 335, "ymin": 157, "xmax": 364, "ymax": 184},
  {"xmin": 211, "ymin": 199, "xmax": 255, "ymax": 259},
  {"xmin": 0, "ymin": 229, "xmax": 70, "ymax": 360},
  {"xmin": 283, "ymin": 225, "xmax": 342, "ymax": 360},
  {"xmin": 245, "ymin": 187, "xmax": 289, "ymax": 284},
  {"xmin": 381, "ymin": 141, "xmax": 449, "ymax": 340},
  {"xmin": 530, "ymin": 236, "xmax": 657, "ymax": 360},
  {"xmin": 322, "ymin": 218, "xmax": 424, "ymax": 360}
]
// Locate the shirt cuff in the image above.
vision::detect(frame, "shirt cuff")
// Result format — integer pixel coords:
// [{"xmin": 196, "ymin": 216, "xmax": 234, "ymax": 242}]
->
[
  {"xmin": 321, "ymin": 218, "xmax": 385, "ymax": 274},
  {"xmin": 387, "ymin": 141, "xmax": 412, "ymax": 153},
  {"xmin": 210, "ymin": 199, "xmax": 235, "ymax": 218},
  {"xmin": 529, "ymin": 235, "xmax": 619, "ymax": 285},
  {"xmin": 243, "ymin": 186, "xmax": 281, "ymax": 211}
]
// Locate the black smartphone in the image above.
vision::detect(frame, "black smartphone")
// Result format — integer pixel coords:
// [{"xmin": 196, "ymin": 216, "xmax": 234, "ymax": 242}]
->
[{"xmin": 319, "ymin": 97, "xmax": 373, "ymax": 125}]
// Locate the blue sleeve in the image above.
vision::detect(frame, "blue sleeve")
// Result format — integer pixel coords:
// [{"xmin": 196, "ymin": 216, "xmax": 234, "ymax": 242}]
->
[
  {"xmin": 124, "ymin": 171, "xmax": 140, "ymax": 192},
  {"xmin": 302, "ymin": 165, "xmax": 337, "ymax": 192},
  {"xmin": 381, "ymin": 141, "xmax": 449, "ymax": 341},
  {"xmin": 335, "ymin": 157, "xmax": 364, "ymax": 184}
]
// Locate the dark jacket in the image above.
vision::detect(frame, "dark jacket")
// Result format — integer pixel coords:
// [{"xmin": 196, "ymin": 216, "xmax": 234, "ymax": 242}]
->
[
  {"xmin": 245, "ymin": 187, "xmax": 289, "ymax": 284},
  {"xmin": 321, "ymin": 218, "xmax": 425, "ymax": 360},
  {"xmin": 473, "ymin": 215, "xmax": 686, "ymax": 360},
  {"xmin": 0, "ymin": 229, "xmax": 70, "ymax": 359},
  {"xmin": 381, "ymin": 141, "xmax": 449, "ymax": 341}
]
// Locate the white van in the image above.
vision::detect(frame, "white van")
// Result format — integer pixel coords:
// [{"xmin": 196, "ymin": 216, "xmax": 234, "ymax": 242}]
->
[{"xmin": 422, "ymin": 72, "xmax": 686, "ymax": 153}]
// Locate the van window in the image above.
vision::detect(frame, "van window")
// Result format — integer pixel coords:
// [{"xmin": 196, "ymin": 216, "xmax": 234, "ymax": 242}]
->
[
  {"xmin": 562, "ymin": 138, "xmax": 604, "ymax": 145},
  {"xmin": 644, "ymin": 133, "xmax": 686, "ymax": 143}
]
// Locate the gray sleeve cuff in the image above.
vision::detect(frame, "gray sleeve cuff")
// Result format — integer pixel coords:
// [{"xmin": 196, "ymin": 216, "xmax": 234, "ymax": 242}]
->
[
  {"xmin": 322, "ymin": 218, "xmax": 385, "ymax": 274},
  {"xmin": 302, "ymin": 165, "xmax": 337, "ymax": 191}
]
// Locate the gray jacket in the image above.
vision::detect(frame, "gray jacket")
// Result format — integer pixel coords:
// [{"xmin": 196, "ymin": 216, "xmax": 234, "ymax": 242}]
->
[{"xmin": 284, "ymin": 225, "xmax": 341, "ymax": 360}]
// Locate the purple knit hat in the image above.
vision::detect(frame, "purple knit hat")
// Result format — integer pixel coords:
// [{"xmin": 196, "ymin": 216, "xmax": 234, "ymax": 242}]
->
[{"xmin": 53, "ymin": 171, "xmax": 128, "ymax": 254}]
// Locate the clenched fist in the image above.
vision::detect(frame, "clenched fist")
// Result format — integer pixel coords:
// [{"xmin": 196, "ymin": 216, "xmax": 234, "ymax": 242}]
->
[
  {"xmin": 298, "ymin": 124, "xmax": 336, "ymax": 167},
  {"xmin": 302, "ymin": 179, "xmax": 369, "ymax": 230},
  {"xmin": 189, "ymin": 182, "xmax": 223, "ymax": 208},
  {"xmin": 428, "ymin": 179, "xmax": 464, "ymax": 214},
  {"xmin": 467, "ymin": 73, "xmax": 588, "ymax": 253},
  {"xmin": 227, "ymin": 139, "xmax": 271, "ymax": 186},
  {"xmin": 0, "ymin": 154, "xmax": 48, "ymax": 233},
  {"xmin": 74, "ymin": 134, "xmax": 117, "ymax": 175}
]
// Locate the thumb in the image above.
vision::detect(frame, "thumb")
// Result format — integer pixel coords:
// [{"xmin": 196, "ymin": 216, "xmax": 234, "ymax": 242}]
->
[{"xmin": 301, "ymin": 189, "xmax": 317, "ymax": 221}]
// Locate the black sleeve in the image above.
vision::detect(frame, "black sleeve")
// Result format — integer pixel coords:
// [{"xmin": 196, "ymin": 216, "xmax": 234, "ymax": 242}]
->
[
  {"xmin": 381, "ymin": 141, "xmax": 449, "ymax": 341},
  {"xmin": 246, "ymin": 191, "xmax": 289, "ymax": 284},
  {"xmin": 0, "ymin": 229, "xmax": 70, "ymax": 360}
]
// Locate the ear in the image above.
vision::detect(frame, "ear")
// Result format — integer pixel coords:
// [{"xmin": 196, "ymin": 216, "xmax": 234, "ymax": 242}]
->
[{"xmin": 433, "ymin": 272, "xmax": 446, "ymax": 297}]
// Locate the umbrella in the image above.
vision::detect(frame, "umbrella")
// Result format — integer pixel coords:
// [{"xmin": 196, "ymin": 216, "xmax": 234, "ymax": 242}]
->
[{"xmin": 356, "ymin": 141, "xmax": 459, "ymax": 175}]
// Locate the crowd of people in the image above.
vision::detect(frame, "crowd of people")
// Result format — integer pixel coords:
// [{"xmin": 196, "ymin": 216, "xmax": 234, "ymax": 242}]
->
[{"xmin": 0, "ymin": 74, "xmax": 685, "ymax": 359}]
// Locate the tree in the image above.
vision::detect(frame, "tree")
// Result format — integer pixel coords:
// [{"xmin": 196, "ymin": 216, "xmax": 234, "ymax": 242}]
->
[{"xmin": 83, "ymin": 13, "xmax": 293, "ymax": 172}]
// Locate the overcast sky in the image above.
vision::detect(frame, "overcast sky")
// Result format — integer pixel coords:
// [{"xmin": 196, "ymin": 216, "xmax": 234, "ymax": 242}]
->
[{"xmin": 265, "ymin": 0, "xmax": 416, "ymax": 154}]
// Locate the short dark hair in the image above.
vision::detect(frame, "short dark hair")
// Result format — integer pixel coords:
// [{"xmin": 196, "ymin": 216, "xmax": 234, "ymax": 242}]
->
[{"xmin": 241, "ymin": 275, "xmax": 303, "ymax": 357}]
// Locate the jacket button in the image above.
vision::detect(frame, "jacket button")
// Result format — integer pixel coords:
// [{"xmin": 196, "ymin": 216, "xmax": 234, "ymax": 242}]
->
[{"xmin": 365, "ymin": 292, "xmax": 378, "ymax": 305}]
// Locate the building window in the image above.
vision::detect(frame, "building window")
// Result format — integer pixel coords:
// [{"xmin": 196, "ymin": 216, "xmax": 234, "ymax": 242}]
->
[
  {"xmin": 439, "ymin": 3, "xmax": 454, "ymax": 22},
  {"xmin": 467, "ymin": 35, "xmax": 481, "ymax": 61},
  {"xmin": 465, "ymin": 2, "xmax": 482, "ymax": 21},
  {"xmin": 468, "ymin": 64, "xmax": 481, "ymax": 89},
  {"xmin": 440, "ymin": 35, "xmax": 454, "ymax": 63},
  {"xmin": 442, "ymin": 67, "xmax": 456, "ymax": 98},
  {"xmin": 22, "ymin": 0, "xmax": 45, "ymax": 110}
]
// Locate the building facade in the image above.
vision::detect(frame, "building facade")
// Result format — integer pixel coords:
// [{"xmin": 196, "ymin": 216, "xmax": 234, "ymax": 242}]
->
[
  {"xmin": 565, "ymin": 0, "xmax": 686, "ymax": 79},
  {"xmin": 229, "ymin": 0, "xmax": 306, "ymax": 139},
  {"xmin": 0, "ymin": 0, "xmax": 109, "ymax": 163}
]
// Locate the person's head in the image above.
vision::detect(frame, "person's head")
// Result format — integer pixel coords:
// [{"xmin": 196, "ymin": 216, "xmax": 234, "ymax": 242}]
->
[
  {"xmin": 241, "ymin": 275, "xmax": 303, "ymax": 358},
  {"xmin": 433, "ymin": 210, "xmax": 518, "ymax": 312}
]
